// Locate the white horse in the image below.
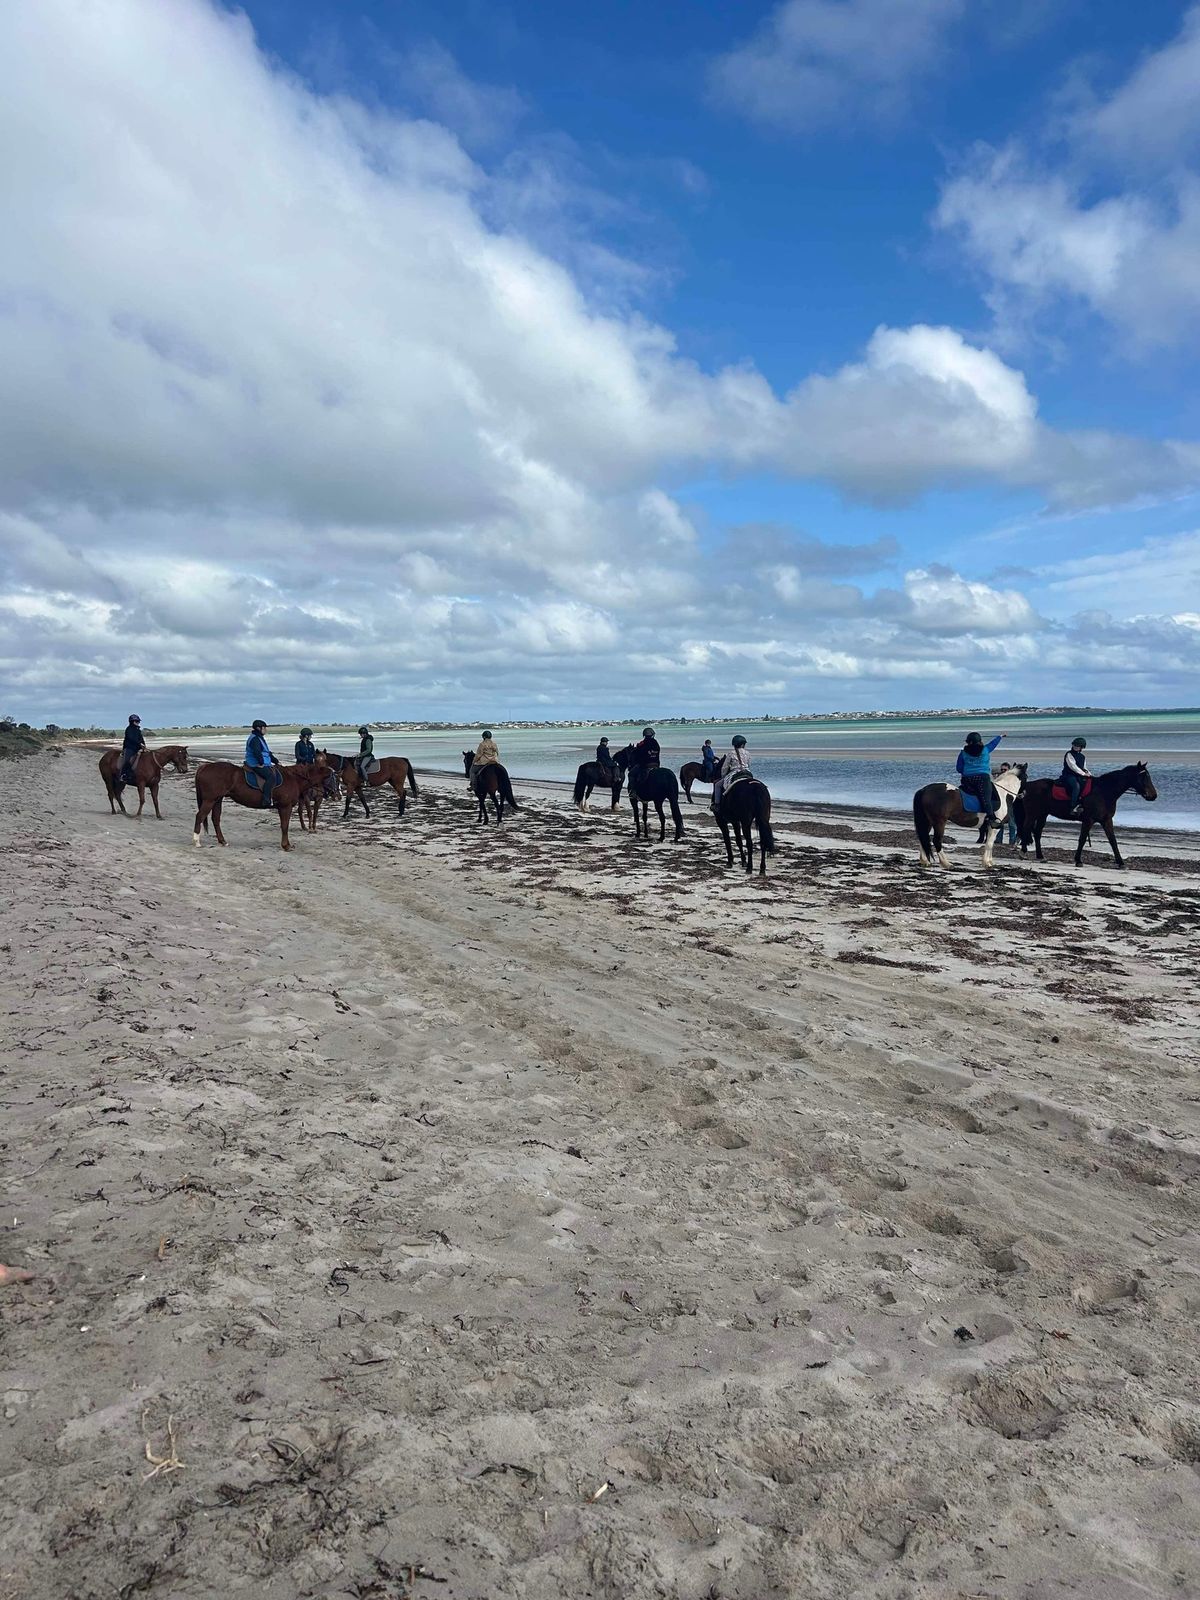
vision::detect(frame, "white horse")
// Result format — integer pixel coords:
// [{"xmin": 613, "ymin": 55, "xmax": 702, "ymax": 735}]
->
[{"xmin": 913, "ymin": 763, "xmax": 1028, "ymax": 870}]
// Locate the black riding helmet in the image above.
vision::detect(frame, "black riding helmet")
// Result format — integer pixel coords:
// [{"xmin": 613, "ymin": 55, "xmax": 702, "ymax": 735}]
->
[
  {"xmin": 252, "ymin": 719, "xmax": 267, "ymax": 732},
  {"xmin": 965, "ymin": 731, "xmax": 984, "ymax": 749},
  {"xmin": 598, "ymin": 736, "xmax": 609, "ymax": 745},
  {"xmin": 300, "ymin": 727, "xmax": 313, "ymax": 738},
  {"xmin": 482, "ymin": 729, "xmax": 492, "ymax": 739},
  {"xmin": 1072, "ymin": 737, "xmax": 1087, "ymax": 749},
  {"xmin": 642, "ymin": 727, "xmax": 655, "ymax": 738},
  {"xmin": 358, "ymin": 725, "xmax": 370, "ymax": 736},
  {"xmin": 732, "ymin": 734, "xmax": 747, "ymax": 748},
  {"xmin": 128, "ymin": 713, "xmax": 141, "ymax": 724}
]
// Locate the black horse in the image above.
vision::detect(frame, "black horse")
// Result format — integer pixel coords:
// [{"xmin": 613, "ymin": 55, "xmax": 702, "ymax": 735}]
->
[
  {"xmin": 572, "ymin": 760, "xmax": 623, "ymax": 812},
  {"xmin": 716, "ymin": 777, "xmax": 776, "ymax": 876},
  {"xmin": 613, "ymin": 746, "xmax": 684, "ymax": 843},
  {"xmin": 462, "ymin": 751, "xmax": 519, "ymax": 825},
  {"xmin": 1017, "ymin": 762, "xmax": 1157, "ymax": 869}
]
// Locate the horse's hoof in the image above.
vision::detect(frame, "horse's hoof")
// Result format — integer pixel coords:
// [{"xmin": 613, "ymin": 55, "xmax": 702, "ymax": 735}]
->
[{"xmin": 192, "ymin": 833, "xmax": 201, "ymax": 847}]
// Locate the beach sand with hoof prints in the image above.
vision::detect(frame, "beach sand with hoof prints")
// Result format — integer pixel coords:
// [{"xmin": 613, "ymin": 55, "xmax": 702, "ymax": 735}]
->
[{"xmin": 2, "ymin": 746, "xmax": 1199, "ymax": 1599}]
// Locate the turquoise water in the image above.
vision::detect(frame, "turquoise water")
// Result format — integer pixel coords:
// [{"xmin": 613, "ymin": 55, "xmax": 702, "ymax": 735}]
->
[{"xmin": 182, "ymin": 710, "xmax": 1200, "ymax": 831}]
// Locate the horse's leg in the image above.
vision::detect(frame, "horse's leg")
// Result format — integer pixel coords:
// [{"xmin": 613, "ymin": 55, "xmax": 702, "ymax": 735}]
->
[
  {"xmin": 278, "ymin": 802, "xmax": 293, "ymax": 851},
  {"xmin": 134, "ymin": 780, "xmax": 146, "ymax": 819},
  {"xmin": 211, "ymin": 797, "xmax": 227, "ymax": 845},
  {"xmin": 1099, "ymin": 817, "xmax": 1125, "ymax": 869},
  {"xmin": 192, "ymin": 796, "xmax": 209, "ymax": 845},
  {"xmin": 656, "ymin": 800, "xmax": 666, "ymax": 842},
  {"xmin": 1075, "ymin": 820, "xmax": 1091, "ymax": 868},
  {"xmin": 683, "ymin": 779, "xmax": 692, "ymax": 804},
  {"xmin": 981, "ymin": 820, "xmax": 995, "ymax": 868},
  {"xmin": 935, "ymin": 818, "xmax": 950, "ymax": 870},
  {"xmin": 743, "ymin": 819, "xmax": 754, "ymax": 873},
  {"xmin": 758, "ymin": 820, "xmax": 767, "ymax": 877},
  {"xmin": 150, "ymin": 781, "xmax": 164, "ymax": 821},
  {"xmin": 395, "ymin": 778, "xmax": 405, "ymax": 818},
  {"xmin": 719, "ymin": 818, "xmax": 733, "ymax": 866}
]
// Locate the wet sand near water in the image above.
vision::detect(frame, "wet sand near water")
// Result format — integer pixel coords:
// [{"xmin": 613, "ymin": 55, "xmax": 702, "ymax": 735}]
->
[{"xmin": 2, "ymin": 748, "xmax": 1199, "ymax": 1598}]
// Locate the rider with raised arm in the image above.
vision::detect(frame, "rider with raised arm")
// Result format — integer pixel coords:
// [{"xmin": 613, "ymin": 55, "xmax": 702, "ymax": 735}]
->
[
  {"xmin": 713, "ymin": 734, "xmax": 751, "ymax": 814},
  {"xmin": 119, "ymin": 713, "xmax": 145, "ymax": 785},
  {"xmin": 956, "ymin": 730, "xmax": 1004, "ymax": 828},
  {"xmin": 1061, "ymin": 737, "xmax": 1092, "ymax": 818},
  {"xmin": 469, "ymin": 729, "xmax": 500, "ymax": 791}
]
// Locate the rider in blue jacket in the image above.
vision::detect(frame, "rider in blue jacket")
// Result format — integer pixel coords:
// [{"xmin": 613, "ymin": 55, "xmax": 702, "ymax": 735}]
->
[
  {"xmin": 245, "ymin": 720, "xmax": 276, "ymax": 770},
  {"xmin": 956, "ymin": 731, "xmax": 1004, "ymax": 827}
]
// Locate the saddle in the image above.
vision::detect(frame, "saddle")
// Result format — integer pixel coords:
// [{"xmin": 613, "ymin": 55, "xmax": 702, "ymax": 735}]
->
[
  {"xmin": 1051, "ymin": 777, "xmax": 1092, "ymax": 804},
  {"xmin": 959, "ymin": 788, "xmax": 997, "ymax": 815},
  {"xmin": 724, "ymin": 769, "xmax": 752, "ymax": 792},
  {"xmin": 244, "ymin": 764, "xmax": 281, "ymax": 807},
  {"xmin": 357, "ymin": 757, "xmax": 381, "ymax": 781}
]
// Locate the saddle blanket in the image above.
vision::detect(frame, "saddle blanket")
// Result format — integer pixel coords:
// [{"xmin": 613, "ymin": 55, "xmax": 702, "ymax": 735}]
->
[
  {"xmin": 959, "ymin": 788, "xmax": 1007, "ymax": 816},
  {"xmin": 244, "ymin": 765, "xmax": 280, "ymax": 806},
  {"xmin": 1051, "ymin": 778, "xmax": 1092, "ymax": 804}
]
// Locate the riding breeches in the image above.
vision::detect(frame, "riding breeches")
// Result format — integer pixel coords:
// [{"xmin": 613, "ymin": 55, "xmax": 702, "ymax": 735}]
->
[{"xmin": 961, "ymin": 773, "xmax": 999, "ymax": 818}]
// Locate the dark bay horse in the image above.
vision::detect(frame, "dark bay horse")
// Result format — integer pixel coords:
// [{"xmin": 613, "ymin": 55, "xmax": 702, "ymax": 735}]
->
[
  {"xmin": 716, "ymin": 777, "xmax": 776, "ymax": 876},
  {"xmin": 678, "ymin": 762, "xmax": 716, "ymax": 804},
  {"xmin": 614, "ymin": 746, "xmax": 684, "ymax": 843},
  {"xmin": 914, "ymin": 764, "xmax": 1027, "ymax": 870},
  {"xmin": 462, "ymin": 752, "xmax": 519, "ymax": 824},
  {"xmin": 572, "ymin": 760, "xmax": 623, "ymax": 811},
  {"xmin": 99, "ymin": 745, "xmax": 189, "ymax": 820},
  {"xmin": 326, "ymin": 752, "xmax": 419, "ymax": 819},
  {"xmin": 192, "ymin": 759, "xmax": 329, "ymax": 852},
  {"xmin": 1017, "ymin": 762, "xmax": 1157, "ymax": 869}
]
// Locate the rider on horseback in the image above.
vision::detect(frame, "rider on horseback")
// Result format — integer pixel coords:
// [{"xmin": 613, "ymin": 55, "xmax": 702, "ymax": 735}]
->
[
  {"xmin": 245, "ymin": 719, "xmax": 280, "ymax": 800},
  {"xmin": 356, "ymin": 726, "xmax": 378, "ymax": 786},
  {"xmin": 713, "ymin": 734, "xmax": 751, "ymax": 814},
  {"xmin": 469, "ymin": 730, "xmax": 500, "ymax": 792},
  {"xmin": 294, "ymin": 727, "xmax": 317, "ymax": 764},
  {"xmin": 1061, "ymin": 738, "xmax": 1092, "ymax": 818},
  {"xmin": 596, "ymin": 736, "xmax": 615, "ymax": 773},
  {"xmin": 119, "ymin": 714, "xmax": 145, "ymax": 785},
  {"xmin": 629, "ymin": 727, "xmax": 660, "ymax": 795},
  {"xmin": 957, "ymin": 731, "xmax": 1004, "ymax": 827},
  {"xmin": 700, "ymin": 738, "xmax": 718, "ymax": 780}
]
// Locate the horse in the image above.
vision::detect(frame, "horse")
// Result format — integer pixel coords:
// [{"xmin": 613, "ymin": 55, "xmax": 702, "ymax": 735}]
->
[
  {"xmin": 715, "ymin": 776, "xmax": 776, "ymax": 876},
  {"xmin": 572, "ymin": 760, "xmax": 623, "ymax": 812},
  {"xmin": 287, "ymin": 763, "xmax": 332, "ymax": 832},
  {"xmin": 913, "ymin": 763, "xmax": 1027, "ymax": 870},
  {"xmin": 99, "ymin": 745, "xmax": 189, "ymax": 820},
  {"xmin": 678, "ymin": 761, "xmax": 717, "ymax": 804},
  {"xmin": 1017, "ymin": 762, "xmax": 1157, "ymax": 869},
  {"xmin": 462, "ymin": 752, "xmax": 519, "ymax": 825},
  {"xmin": 614, "ymin": 746, "xmax": 684, "ymax": 843},
  {"xmin": 325, "ymin": 752, "xmax": 419, "ymax": 819},
  {"xmin": 192, "ymin": 758, "xmax": 330, "ymax": 852}
]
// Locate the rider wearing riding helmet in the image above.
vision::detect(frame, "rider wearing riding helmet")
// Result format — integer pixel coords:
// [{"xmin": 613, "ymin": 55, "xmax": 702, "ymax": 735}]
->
[
  {"xmin": 294, "ymin": 728, "xmax": 317, "ymax": 764},
  {"xmin": 356, "ymin": 726, "xmax": 376, "ymax": 785},
  {"xmin": 634, "ymin": 727, "xmax": 660, "ymax": 766},
  {"xmin": 245, "ymin": 719, "xmax": 276, "ymax": 767},
  {"xmin": 700, "ymin": 738, "xmax": 718, "ymax": 780},
  {"xmin": 956, "ymin": 730, "xmax": 1004, "ymax": 827},
  {"xmin": 469, "ymin": 729, "xmax": 500, "ymax": 790},
  {"xmin": 713, "ymin": 734, "xmax": 751, "ymax": 813},
  {"xmin": 596, "ymin": 736, "xmax": 615, "ymax": 772},
  {"xmin": 119, "ymin": 713, "xmax": 145, "ymax": 785},
  {"xmin": 1061, "ymin": 737, "xmax": 1092, "ymax": 818}
]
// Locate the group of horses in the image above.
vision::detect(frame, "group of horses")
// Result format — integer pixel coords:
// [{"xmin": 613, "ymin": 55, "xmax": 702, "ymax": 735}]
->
[{"xmin": 98, "ymin": 740, "xmax": 1160, "ymax": 876}]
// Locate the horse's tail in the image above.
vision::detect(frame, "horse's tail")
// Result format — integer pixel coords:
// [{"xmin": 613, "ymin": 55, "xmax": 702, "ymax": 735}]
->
[
  {"xmin": 758, "ymin": 793, "xmax": 776, "ymax": 854},
  {"xmin": 669, "ymin": 786, "xmax": 684, "ymax": 835},
  {"xmin": 913, "ymin": 790, "xmax": 933, "ymax": 860},
  {"xmin": 406, "ymin": 761, "xmax": 419, "ymax": 795},
  {"xmin": 500, "ymin": 768, "xmax": 519, "ymax": 809},
  {"xmin": 572, "ymin": 766, "xmax": 587, "ymax": 806}
]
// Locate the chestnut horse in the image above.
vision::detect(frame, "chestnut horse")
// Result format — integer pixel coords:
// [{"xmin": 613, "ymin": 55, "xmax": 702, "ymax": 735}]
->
[
  {"xmin": 914, "ymin": 763, "xmax": 1027, "ymax": 871},
  {"xmin": 1017, "ymin": 762, "xmax": 1157, "ymax": 869},
  {"xmin": 99, "ymin": 745, "xmax": 189, "ymax": 819},
  {"xmin": 192, "ymin": 758, "xmax": 330, "ymax": 852},
  {"xmin": 462, "ymin": 752, "xmax": 519, "ymax": 824},
  {"xmin": 678, "ymin": 762, "xmax": 717, "ymax": 804},
  {"xmin": 325, "ymin": 752, "xmax": 419, "ymax": 819},
  {"xmin": 716, "ymin": 776, "xmax": 776, "ymax": 876}
]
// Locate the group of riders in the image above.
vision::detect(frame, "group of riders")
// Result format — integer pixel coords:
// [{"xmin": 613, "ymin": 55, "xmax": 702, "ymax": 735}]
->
[{"xmin": 118, "ymin": 713, "xmax": 1097, "ymax": 822}]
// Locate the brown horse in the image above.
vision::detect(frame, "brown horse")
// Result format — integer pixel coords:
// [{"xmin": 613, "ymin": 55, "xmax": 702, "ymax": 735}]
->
[
  {"xmin": 462, "ymin": 751, "xmax": 519, "ymax": 824},
  {"xmin": 679, "ymin": 761, "xmax": 716, "ymax": 804},
  {"xmin": 1017, "ymin": 762, "xmax": 1157, "ymax": 869},
  {"xmin": 192, "ymin": 758, "xmax": 329, "ymax": 852},
  {"xmin": 288, "ymin": 763, "xmax": 335, "ymax": 831},
  {"xmin": 914, "ymin": 764, "xmax": 1027, "ymax": 870},
  {"xmin": 326, "ymin": 752, "xmax": 419, "ymax": 819},
  {"xmin": 716, "ymin": 777, "xmax": 776, "ymax": 876},
  {"xmin": 613, "ymin": 745, "xmax": 684, "ymax": 843},
  {"xmin": 99, "ymin": 745, "xmax": 189, "ymax": 819}
]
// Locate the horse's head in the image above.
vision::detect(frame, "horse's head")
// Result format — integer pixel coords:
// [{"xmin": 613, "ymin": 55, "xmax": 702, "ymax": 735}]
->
[
  {"xmin": 1134, "ymin": 761, "xmax": 1158, "ymax": 801},
  {"xmin": 166, "ymin": 746, "xmax": 189, "ymax": 773},
  {"xmin": 613, "ymin": 744, "xmax": 636, "ymax": 770},
  {"xmin": 1013, "ymin": 761, "xmax": 1028, "ymax": 794},
  {"xmin": 462, "ymin": 750, "xmax": 474, "ymax": 774}
]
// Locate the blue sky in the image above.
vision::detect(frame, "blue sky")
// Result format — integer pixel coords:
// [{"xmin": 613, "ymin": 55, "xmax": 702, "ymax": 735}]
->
[{"xmin": 1, "ymin": 0, "xmax": 1199, "ymax": 722}]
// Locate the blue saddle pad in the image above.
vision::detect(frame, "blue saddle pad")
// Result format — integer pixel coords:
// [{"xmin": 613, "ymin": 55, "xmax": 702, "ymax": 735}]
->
[
  {"xmin": 244, "ymin": 766, "xmax": 280, "ymax": 807},
  {"xmin": 960, "ymin": 790, "xmax": 984, "ymax": 814}
]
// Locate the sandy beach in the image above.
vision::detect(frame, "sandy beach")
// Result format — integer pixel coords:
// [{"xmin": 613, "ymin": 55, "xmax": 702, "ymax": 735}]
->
[{"xmin": 3, "ymin": 745, "xmax": 1200, "ymax": 1599}]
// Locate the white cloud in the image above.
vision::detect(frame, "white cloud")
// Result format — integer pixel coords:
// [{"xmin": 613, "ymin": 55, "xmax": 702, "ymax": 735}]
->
[
  {"xmin": 936, "ymin": 9, "xmax": 1200, "ymax": 349},
  {"xmin": 709, "ymin": 0, "xmax": 964, "ymax": 134},
  {"xmin": 0, "ymin": 0, "xmax": 1198, "ymax": 721}
]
